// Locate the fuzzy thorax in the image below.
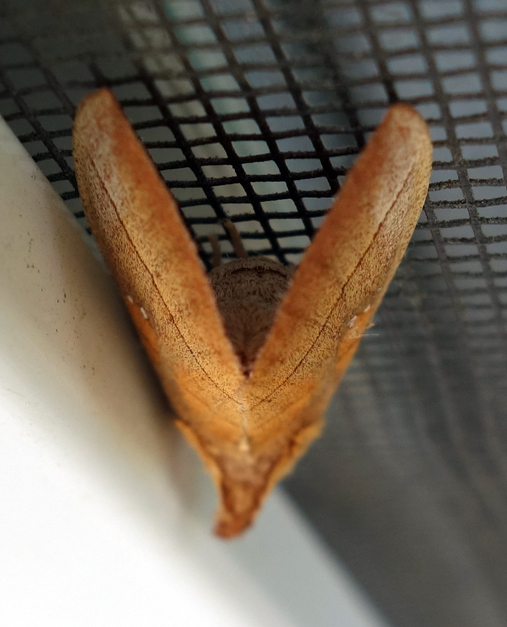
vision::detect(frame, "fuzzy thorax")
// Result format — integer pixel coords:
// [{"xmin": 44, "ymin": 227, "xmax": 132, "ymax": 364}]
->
[{"xmin": 208, "ymin": 258, "xmax": 294, "ymax": 374}]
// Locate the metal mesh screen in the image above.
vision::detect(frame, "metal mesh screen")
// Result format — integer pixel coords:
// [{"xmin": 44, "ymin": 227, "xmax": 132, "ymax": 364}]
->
[{"xmin": 2, "ymin": 1, "xmax": 507, "ymax": 626}]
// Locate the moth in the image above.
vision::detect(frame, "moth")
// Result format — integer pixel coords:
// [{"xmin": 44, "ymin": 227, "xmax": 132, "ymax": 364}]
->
[{"xmin": 73, "ymin": 89, "xmax": 432, "ymax": 538}]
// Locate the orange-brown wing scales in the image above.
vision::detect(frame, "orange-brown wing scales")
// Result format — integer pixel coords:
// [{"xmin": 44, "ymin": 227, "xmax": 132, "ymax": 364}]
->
[
  {"xmin": 73, "ymin": 90, "xmax": 244, "ymax": 442},
  {"xmin": 73, "ymin": 91, "xmax": 432, "ymax": 538},
  {"xmin": 236, "ymin": 106, "xmax": 432, "ymax": 514},
  {"xmin": 247, "ymin": 105, "xmax": 432, "ymax": 427}
]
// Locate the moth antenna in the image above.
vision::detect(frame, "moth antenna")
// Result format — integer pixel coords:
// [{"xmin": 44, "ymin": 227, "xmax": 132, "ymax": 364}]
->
[
  {"xmin": 208, "ymin": 233, "xmax": 222, "ymax": 268},
  {"xmin": 224, "ymin": 220, "xmax": 249, "ymax": 259}
]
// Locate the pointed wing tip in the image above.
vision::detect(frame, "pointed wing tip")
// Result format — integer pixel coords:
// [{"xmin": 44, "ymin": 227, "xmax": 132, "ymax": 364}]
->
[
  {"xmin": 75, "ymin": 87, "xmax": 114, "ymax": 115},
  {"xmin": 383, "ymin": 103, "xmax": 433, "ymax": 152},
  {"xmin": 74, "ymin": 88, "xmax": 120, "ymax": 140},
  {"xmin": 386, "ymin": 102, "xmax": 428, "ymax": 127}
]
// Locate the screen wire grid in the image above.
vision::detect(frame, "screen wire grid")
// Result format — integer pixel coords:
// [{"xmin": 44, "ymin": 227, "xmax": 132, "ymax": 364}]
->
[{"xmin": 2, "ymin": 1, "xmax": 507, "ymax": 626}]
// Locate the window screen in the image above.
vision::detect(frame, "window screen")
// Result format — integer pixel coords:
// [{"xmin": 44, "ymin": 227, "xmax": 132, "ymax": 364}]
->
[{"xmin": 2, "ymin": 1, "xmax": 507, "ymax": 626}]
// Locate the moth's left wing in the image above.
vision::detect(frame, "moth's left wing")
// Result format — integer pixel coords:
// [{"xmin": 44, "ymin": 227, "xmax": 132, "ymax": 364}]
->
[{"xmin": 73, "ymin": 89, "xmax": 244, "ymax": 444}]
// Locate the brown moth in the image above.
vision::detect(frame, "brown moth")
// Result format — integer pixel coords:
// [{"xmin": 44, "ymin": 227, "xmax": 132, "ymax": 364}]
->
[{"xmin": 73, "ymin": 88, "xmax": 432, "ymax": 538}]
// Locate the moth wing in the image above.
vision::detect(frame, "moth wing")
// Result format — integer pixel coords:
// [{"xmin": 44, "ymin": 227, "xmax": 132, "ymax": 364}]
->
[
  {"xmin": 73, "ymin": 89, "xmax": 244, "ymax": 441},
  {"xmin": 247, "ymin": 105, "xmax": 432, "ymax": 444}
]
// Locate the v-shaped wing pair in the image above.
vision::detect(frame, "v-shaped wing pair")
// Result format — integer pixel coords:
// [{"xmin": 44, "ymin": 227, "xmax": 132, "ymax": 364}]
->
[{"xmin": 73, "ymin": 89, "xmax": 432, "ymax": 537}]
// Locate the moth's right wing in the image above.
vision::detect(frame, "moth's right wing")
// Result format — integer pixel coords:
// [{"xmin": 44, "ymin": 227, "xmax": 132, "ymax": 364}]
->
[{"xmin": 248, "ymin": 105, "xmax": 433, "ymax": 441}]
